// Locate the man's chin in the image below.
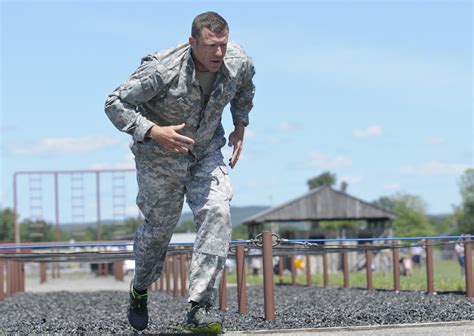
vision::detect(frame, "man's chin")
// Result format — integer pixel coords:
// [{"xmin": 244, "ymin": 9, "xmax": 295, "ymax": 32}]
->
[{"xmin": 208, "ymin": 62, "xmax": 222, "ymax": 72}]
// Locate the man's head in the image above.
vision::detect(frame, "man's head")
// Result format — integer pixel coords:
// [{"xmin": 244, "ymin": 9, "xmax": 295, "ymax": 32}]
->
[{"xmin": 189, "ymin": 12, "xmax": 229, "ymax": 72}]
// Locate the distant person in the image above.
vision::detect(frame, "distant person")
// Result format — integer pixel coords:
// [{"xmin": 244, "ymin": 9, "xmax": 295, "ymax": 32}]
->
[
  {"xmin": 105, "ymin": 11, "xmax": 255, "ymax": 333},
  {"xmin": 455, "ymin": 240, "xmax": 465, "ymax": 273},
  {"xmin": 400, "ymin": 255, "xmax": 413, "ymax": 276},
  {"xmin": 411, "ymin": 244, "xmax": 424, "ymax": 268}
]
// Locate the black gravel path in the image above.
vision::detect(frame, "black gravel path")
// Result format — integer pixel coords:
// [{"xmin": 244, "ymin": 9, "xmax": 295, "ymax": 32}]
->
[{"xmin": 1, "ymin": 286, "xmax": 473, "ymax": 334}]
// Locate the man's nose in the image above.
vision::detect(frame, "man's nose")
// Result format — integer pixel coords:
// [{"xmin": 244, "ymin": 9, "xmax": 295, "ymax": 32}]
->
[{"xmin": 215, "ymin": 46, "xmax": 223, "ymax": 57}]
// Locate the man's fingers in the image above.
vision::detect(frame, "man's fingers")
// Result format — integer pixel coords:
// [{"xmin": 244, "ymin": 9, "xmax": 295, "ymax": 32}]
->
[
  {"xmin": 171, "ymin": 123, "xmax": 186, "ymax": 131},
  {"xmin": 175, "ymin": 134, "xmax": 195, "ymax": 145},
  {"xmin": 229, "ymin": 142, "xmax": 242, "ymax": 168}
]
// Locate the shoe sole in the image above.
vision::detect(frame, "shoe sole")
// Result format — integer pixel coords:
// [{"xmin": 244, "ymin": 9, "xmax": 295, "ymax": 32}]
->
[{"xmin": 183, "ymin": 322, "xmax": 223, "ymax": 334}]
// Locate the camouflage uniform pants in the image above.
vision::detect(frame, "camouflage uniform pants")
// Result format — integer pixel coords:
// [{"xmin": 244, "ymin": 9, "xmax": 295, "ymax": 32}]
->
[{"xmin": 132, "ymin": 150, "xmax": 232, "ymax": 306}]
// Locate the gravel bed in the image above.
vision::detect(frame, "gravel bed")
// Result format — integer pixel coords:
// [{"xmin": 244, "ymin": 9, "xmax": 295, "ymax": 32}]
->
[{"xmin": 1, "ymin": 286, "xmax": 473, "ymax": 334}]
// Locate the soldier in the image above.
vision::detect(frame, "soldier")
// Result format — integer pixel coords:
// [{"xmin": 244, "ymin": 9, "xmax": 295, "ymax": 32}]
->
[{"xmin": 104, "ymin": 11, "xmax": 255, "ymax": 333}]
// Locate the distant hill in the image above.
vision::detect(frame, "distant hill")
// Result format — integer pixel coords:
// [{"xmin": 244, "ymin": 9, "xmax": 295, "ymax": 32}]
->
[
  {"xmin": 178, "ymin": 205, "xmax": 270, "ymax": 227},
  {"xmin": 57, "ymin": 205, "xmax": 270, "ymax": 232}
]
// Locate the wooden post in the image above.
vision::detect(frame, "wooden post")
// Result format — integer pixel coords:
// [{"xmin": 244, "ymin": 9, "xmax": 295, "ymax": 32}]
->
[
  {"xmin": 0, "ymin": 259, "xmax": 4, "ymax": 301},
  {"xmin": 180, "ymin": 254, "xmax": 187, "ymax": 297},
  {"xmin": 219, "ymin": 266, "xmax": 227, "ymax": 310},
  {"xmin": 159, "ymin": 273, "xmax": 164, "ymax": 292},
  {"xmin": 165, "ymin": 256, "xmax": 170, "ymax": 293},
  {"xmin": 392, "ymin": 241, "xmax": 401, "ymax": 292},
  {"xmin": 173, "ymin": 255, "xmax": 179, "ymax": 297},
  {"xmin": 114, "ymin": 261, "xmax": 124, "ymax": 282},
  {"xmin": 19, "ymin": 262, "xmax": 24, "ymax": 293},
  {"xmin": 236, "ymin": 246, "xmax": 247, "ymax": 314},
  {"xmin": 342, "ymin": 251, "xmax": 349, "ymax": 288},
  {"xmin": 262, "ymin": 231, "xmax": 275, "ymax": 321},
  {"xmin": 425, "ymin": 240, "xmax": 435, "ymax": 294},
  {"xmin": 366, "ymin": 250, "xmax": 373, "ymax": 291},
  {"xmin": 278, "ymin": 257, "xmax": 283, "ymax": 284},
  {"xmin": 306, "ymin": 255, "xmax": 312, "ymax": 287},
  {"xmin": 464, "ymin": 237, "xmax": 474, "ymax": 297},
  {"xmin": 291, "ymin": 256, "xmax": 296, "ymax": 286},
  {"xmin": 40, "ymin": 262, "xmax": 47, "ymax": 284},
  {"xmin": 322, "ymin": 252, "xmax": 329, "ymax": 288}
]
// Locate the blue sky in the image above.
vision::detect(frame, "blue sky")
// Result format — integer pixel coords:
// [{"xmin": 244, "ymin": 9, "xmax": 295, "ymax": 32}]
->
[{"xmin": 1, "ymin": 0, "xmax": 472, "ymax": 224}]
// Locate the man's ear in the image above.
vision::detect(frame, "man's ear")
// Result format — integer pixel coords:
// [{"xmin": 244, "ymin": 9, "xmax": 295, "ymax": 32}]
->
[{"xmin": 189, "ymin": 36, "xmax": 195, "ymax": 48}]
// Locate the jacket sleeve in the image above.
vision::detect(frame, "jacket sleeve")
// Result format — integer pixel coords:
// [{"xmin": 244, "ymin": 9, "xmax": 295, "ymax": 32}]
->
[
  {"xmin": 230, "ymin": 57, "xmax": 256, "ymax": 127},
  {"xmin": 104, "ymin": 57, "xmax": 166, "ymax": 142}
]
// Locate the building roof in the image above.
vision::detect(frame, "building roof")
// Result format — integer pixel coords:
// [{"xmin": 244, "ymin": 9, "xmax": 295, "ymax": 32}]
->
[{"xmin": 243, "ymin": 186, "xmax": 396, "ymax": 225}]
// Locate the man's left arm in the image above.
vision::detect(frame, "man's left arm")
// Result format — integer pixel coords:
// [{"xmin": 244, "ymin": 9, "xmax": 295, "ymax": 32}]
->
[{"xmin": 228, "ymin": 59, "xmax": 256, "ymax": 168}]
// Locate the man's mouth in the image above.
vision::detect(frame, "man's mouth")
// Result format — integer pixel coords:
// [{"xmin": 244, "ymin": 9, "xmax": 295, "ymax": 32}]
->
[{"xmin": 210, "ymin": 60, "xmax": 222, "ymax": 65}]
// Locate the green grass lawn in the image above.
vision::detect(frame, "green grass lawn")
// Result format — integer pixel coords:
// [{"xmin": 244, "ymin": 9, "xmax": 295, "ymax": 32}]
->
[{"xmin": 225, "ymin": 260, "xmax": 467, "ymax": 292}]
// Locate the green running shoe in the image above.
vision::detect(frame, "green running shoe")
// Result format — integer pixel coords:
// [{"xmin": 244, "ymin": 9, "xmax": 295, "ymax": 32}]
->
[
  {"xmin": 127, "ymin": 284, "xmax": 148, "ymax": 331},
  {"xmin": 183, "ymin": 303, "xmax": 223, "ymax": 334}
]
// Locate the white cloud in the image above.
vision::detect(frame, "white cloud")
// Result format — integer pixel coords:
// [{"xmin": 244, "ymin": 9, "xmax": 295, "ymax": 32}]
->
[
  {"xmin": 278, "ymin": 121, "xmax": 301, "ymax": 132},
  {"xmin": 10, "ymin": 136, "xmax": 120, "ymax": 155},
  {"xmin": 307, "ymin": 151, "xmax": 352, "ymax": 168},
  {"xmin": 401, "ymin": 161, "xmax": 471, "ymax": 176},
  {"xmin": 126, "ymin": 206, "xmax": 140, "ymax": 218},
  {"xmin": 352, "ymin": 125, "xmax": 383, "ymax": 138},
  {"xmin": 90, "ymin": 152, "xmax": 136, "ymax": 170},
  {"xmin": 245, "ymin": 129, "xmax": 256, "ymax": 139},
  {"xmin": 383, "ymin": 183, "xmax": 400, "ymax": 190},
  {"xmin": 340, "ymin": 175, "xmax": 362, "ymax": 185},
  {"xmin": 290, "ymin": 46, "xmax": 469, "ymax": 95},
  {"xmin": 423, "ymin": 137, "xmax": 445, "ymax": 145}
]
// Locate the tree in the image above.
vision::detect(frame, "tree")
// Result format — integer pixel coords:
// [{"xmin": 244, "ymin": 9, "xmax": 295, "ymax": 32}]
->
[
  {"xmin": 307, "ymin": 171, "xmax": 337, "ymax": 190},
  {"xmin": 453, "ymin": 168, "xmax": 474, "ymax": 234},
  {"xmin": 372, "ymin": 196, "xmax": 395, "ymax": 211},
  {"xmin": 0, "ymin": 208, "xmax": 15, "ymax": 242},
  {"xmin": 20, "ymin": 219, "xmax": 56, "ymax": 242},
  {"xmin": 374, "ymin": 193, "xmax": 433, "ymax": 237},
  {"xmin": 340, "ymin": 181, "xmax": 348, "ymax": 193},
  {"xmin": 174, "ymin": 220, "xmax": 195, "ymax": 233}
]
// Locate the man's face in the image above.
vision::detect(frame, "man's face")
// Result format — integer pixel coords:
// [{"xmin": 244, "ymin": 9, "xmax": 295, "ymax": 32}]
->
[{"xmin": 189, "ymin": 27, "xmax": 228, "ymax": 72}]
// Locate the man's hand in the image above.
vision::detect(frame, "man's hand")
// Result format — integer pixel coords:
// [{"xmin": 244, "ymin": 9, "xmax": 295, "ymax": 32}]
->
[
  {"xmin": 146, "ymin": 123, "xmax": 195, "ymax": 153},
  {"xmin": 228, "ymin": 123, "xmax": 245, "ymax": 168}
]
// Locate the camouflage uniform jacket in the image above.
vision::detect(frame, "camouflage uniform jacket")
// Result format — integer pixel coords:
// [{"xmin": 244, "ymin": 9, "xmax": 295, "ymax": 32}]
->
[{"xmin": 105, "ymin": 42, "xmax": 255, "ymax": 177}]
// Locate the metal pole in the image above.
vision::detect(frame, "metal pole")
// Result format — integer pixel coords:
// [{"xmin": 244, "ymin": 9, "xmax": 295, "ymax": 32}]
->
[
  {"xmin": 262, "ymin": 231, "xmax": 275, "ymax": 321},
  {"xmin": 425, "ymin": 240, "xmax": 435, "ymax": 294},
  {"xmin": 366, "ymin": 250, "xmax": 373, "ymax": 291},
  {"xmin": 54, "ymin": 172, "xmax": 60, "ymax": 241},
  {"xmin": 323, "ymin": 252, "xmax": 329, "ymax": 288},
  {"xmin": 342, "ymin": 251, "xmax": 349, "ymax": 288},
  {"xmin": 306, "ymin": 255, "xmax": 311, "ymax": 287},
  {"xmin": 13, "ymin": 173, "xmax": 20, "ymax": 246},
  {"xmin": 392, "ymin": 241, "xmax": 400, "ymax": 292},
  {"xmin": 180, "ymin": 253, "xmax": 187, "ymax": 297},
  {"xmin": 96, "ymin": 172, "xmax": 101, "ymax": 240},
  {"xmin": 236, "ymin": 245, "xmax": 247, "ymax": 314},
  {"xmin": 464, "ymin": 237, "xmax": 474, "ymax": 297},
  {"xmin": 219, "ymin": 266, "xmax": 227, "ymax": 310}
]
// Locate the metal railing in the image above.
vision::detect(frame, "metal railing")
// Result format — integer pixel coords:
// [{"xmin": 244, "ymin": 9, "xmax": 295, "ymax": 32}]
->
[{"xmin": 1, "ymin": 233, "xmax": 473, "ymax": 321}]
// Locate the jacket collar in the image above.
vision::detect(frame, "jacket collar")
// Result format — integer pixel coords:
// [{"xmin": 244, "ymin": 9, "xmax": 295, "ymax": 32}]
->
[{"xmin": 183, "ymin": 44, "xmax": 230, "ymax": 84}]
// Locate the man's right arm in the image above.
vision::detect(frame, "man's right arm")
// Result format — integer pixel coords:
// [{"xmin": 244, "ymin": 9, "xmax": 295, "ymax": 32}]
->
[
  {"xmin": 105, "ymin": 58, "xmax": 195, "ymax": 152},
  {"xmin": 104, "ymin": 58, "xmax": 164, "ymax": 142}
]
